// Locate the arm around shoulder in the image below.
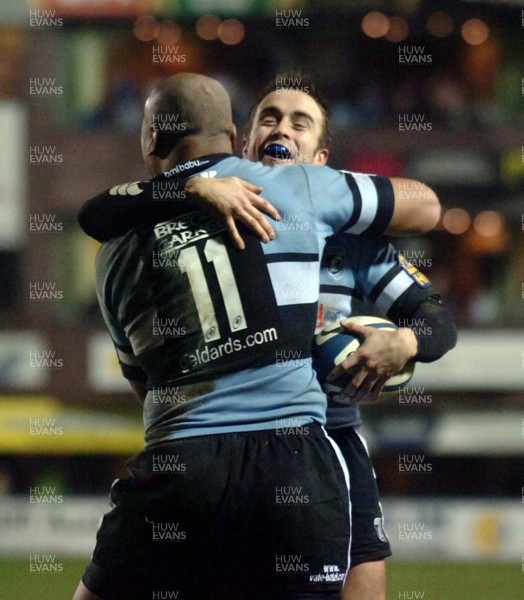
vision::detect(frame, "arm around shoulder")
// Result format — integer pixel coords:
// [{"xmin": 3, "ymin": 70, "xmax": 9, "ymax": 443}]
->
[{"xmin": 385, "ymin": 178, "xmax": 441, "ymax": 237}]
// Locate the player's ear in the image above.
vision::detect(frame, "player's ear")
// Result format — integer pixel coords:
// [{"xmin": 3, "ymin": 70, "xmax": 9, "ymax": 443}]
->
[
  {"xmin": 147, "ymin": 124, "xmax": 159, "ymax": 156},
  {"xmin": 313, "ymin": 147, "xmax": 329, "ymax": 166},
  {"xmin": 230, "ymin": 123, "xmax": 237, "ymax": 150},
  {"xmin": 241, "ymin": 136, "xmax": 248, "ymax": 157}
]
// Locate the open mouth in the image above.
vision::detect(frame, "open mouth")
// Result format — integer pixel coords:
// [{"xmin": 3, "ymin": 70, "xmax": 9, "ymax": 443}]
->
[{"xmin": 263, "ymin": 143, "xmax": 293, "ymax": 161}]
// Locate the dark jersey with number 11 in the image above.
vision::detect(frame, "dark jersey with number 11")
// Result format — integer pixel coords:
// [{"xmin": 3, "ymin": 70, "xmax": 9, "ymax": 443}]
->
[{"xmin": 94, "ymin": 154, "xmax": 394, "ymax": 444}]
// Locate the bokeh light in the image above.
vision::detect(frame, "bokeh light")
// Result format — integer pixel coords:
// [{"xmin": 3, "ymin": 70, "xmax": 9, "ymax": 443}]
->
[
  {"xmin": 133, "ymin": 15, "xmax": 159, "ymax": 42},
  {"xmin": 362, "ymin": 11, "xmax": 390, "ymax": 39},
  {"xmin": 461, "ymin": 19, "xmax": 489, "ymax": 46},
  {"xmin": 196, "ymin": 14, "xmax": 221, "ymax": 41},
  {"xmin": 385, "ymin": 16, "xmax": 409, "ymax": 43},
  {"xmin": 427, "ymin": 12, "xmax": 454, "ymax": 38},
  {"xmin": 473, "ymin": 211, "xmax": 504, "ymax": 237},
  {"xmin": 218, "ymin": 19, "xmax": 245, "ymax": 46},
  {"xmin": 156, "ymin": 21, "xmax": 182, "ymax": 46},
  {"xmin": 442, "ymin": 208, "xmax": 471, "ymax": 235}
]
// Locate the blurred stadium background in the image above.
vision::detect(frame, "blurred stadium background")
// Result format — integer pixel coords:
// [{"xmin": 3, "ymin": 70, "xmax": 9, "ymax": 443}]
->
[{"xmin": 0, "ymin": 0, "xmax": 523, "ymax": 598}]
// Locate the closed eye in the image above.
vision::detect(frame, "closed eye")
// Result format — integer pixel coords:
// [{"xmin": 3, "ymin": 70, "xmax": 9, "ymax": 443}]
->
[{"xmin": 260, "ymin": 116, "xmax": 277, "ymax": 126}]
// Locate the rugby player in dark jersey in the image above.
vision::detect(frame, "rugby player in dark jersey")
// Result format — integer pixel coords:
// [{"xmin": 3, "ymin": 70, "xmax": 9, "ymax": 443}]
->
[
  {"xmin": 74, "ymin": 74, "xmax": 443, "ymax": 600},
  {"xmin": 79, "ymin": 75, "xmax": 454, "ymax": 600}
]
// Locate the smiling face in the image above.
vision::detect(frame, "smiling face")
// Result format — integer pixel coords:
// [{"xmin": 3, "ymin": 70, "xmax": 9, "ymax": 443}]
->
[{"xmin": 243, "ymin": 90, "xmax": 329, "ymax": 167}]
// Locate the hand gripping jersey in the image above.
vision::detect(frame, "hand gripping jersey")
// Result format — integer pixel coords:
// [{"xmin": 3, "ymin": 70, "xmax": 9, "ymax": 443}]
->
[
  {"xmin": 94, "ymin": 155, "xmax": 394, "ymax": 444},
  {"xmin": 317, "ymin": 232, "xmax": 436, "ymax": 429}
]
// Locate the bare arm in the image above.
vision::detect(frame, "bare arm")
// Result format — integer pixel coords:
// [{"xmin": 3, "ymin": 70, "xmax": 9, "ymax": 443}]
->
[
  {"xmin": 79, "ymin": 176, "xmax": 280, "ymax": 250},
  {"xmin": 185, "ymin": 177, "xmax": 281, "ymax": 250},
  {"xmin": 385, "ymin": 178, "xmax": 441, "ymax": 237}
]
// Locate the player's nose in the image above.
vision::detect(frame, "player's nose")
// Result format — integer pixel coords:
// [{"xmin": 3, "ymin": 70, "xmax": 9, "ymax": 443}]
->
[{"xmin": 269, "ymin": 120, "xmax": 292, "ymax": 139}]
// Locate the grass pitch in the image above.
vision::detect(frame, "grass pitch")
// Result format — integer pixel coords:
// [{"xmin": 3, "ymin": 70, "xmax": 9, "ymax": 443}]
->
[{"xmin": 0, "ymin": 559, "xmax": 522, "ymax": 599}]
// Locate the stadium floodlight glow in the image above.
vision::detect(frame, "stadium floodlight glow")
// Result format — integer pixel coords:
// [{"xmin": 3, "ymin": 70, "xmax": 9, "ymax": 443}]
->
[
  {"xmin": 442, "ymin": 208, "xmax": 471, "ymax": 235},
  {"xmin": 362, "ymin": 11, "xmax": 390, "ymax": 39},
  {"xmin": 218, "ymin": 19, "xmax": 245, "ymax": 46},
  {"xmin": 156, "ymin": 21, "xmax": 182, "ymax": 46},
  {"xmin": 385, "ymin": 16, "xmax": 409, "ymax": 42},
  {"xmin": 461, "ymin": 18, "xmax": 490, "ymax": 45},
  {"xmin": 473, "ymin": 210, "xmax": 504, "ymax": 237},
  {"xmin": 133, "ymin": 15, "xmax": 159, "ymax": 42},
  {"xmin": 196, "ymin": 14, "xmax": 221, "ymax": 41}
]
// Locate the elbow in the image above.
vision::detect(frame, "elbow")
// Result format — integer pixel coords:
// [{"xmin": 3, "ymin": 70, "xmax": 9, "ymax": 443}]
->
[
  {"xmin": 77, "ymin": 203, "xmax": 93, "ymax": 236},
  {"xmin": 415, "ymin": 186, "xmax": 441, "ymax": 235},
  {"xmin": 78, "ymin": 200, "xmax": 106, "ymax": 242},
  {"xmin": 423, "ymin": 186, "xmax": 441, "ymax": 233}
]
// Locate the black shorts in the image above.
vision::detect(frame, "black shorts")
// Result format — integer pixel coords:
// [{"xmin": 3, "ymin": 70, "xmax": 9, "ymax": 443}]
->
[
  {"xmin": 327, "ymin": 427, "xmax": 392, "ymax": 567},
  {"xmin": 82, "ymin": 425, "xmax": 350, "ymax": 599}
]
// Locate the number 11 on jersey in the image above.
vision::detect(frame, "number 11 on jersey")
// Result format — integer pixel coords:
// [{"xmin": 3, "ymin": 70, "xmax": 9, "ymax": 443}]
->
[{"xmin": 179, "ymin": 237, "xmax": 247, "ymax": 342}]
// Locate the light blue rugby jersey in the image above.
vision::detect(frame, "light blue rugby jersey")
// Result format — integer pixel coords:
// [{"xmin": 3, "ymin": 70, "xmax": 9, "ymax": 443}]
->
[
  {"xmin": 95, "ymin": 155, "xmax": 394, "ymax": 444},
  {"xmin": 316, "ymin": 222, "xmax": 435, "ymax": 430}
]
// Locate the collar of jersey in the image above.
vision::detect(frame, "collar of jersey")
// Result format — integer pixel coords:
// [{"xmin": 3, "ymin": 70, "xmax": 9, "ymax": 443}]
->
[{"xmin": 159, "ymin": 153, "xmax": 233, "ymax": 180}]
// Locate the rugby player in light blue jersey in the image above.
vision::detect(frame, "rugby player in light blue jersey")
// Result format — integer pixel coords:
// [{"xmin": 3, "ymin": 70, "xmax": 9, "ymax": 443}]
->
[
  {"xmin": 241, "ymin": 78, "xmax": 456, "ymax": 600},
  {"xmin": 75, "ymin": 74, "xmax": 444, "ymax": 600}
]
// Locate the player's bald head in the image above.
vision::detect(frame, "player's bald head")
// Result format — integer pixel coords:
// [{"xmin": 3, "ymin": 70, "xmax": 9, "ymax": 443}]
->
[
  {"xmin": 141, "ymin": 73, "xmax": 235, "ymax": 175},
  {"xmin": 146, "ymin": 73, "xmax": 233, "ymax": 142}
]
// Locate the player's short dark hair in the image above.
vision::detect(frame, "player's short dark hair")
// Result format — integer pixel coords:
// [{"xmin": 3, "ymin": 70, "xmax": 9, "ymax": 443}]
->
[{"xmin": 244, "ymin": 73, "xmax": 332, "ymax": 149}]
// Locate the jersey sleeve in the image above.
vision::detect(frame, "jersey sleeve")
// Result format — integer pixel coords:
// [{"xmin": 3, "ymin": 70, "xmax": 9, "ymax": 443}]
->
[
  {"xmin": 302, "ymin": 166, "xmax": 395, "ymax": 236},
  {"xmin": 78, "ymin": 177, "xmax": 195, "ymax": 242},
  {"xmin": 95, "ymin": 245, "xmax": 148, "ymax": 382},
  {"xmin": 351, "ymin": 236, "xmax": 436, "ymax": 318}
]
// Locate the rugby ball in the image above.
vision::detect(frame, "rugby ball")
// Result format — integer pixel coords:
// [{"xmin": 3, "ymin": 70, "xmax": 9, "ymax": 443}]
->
[{"xmin": 313, "ymin": 316, "xmax": 415, "ymax": 400}]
